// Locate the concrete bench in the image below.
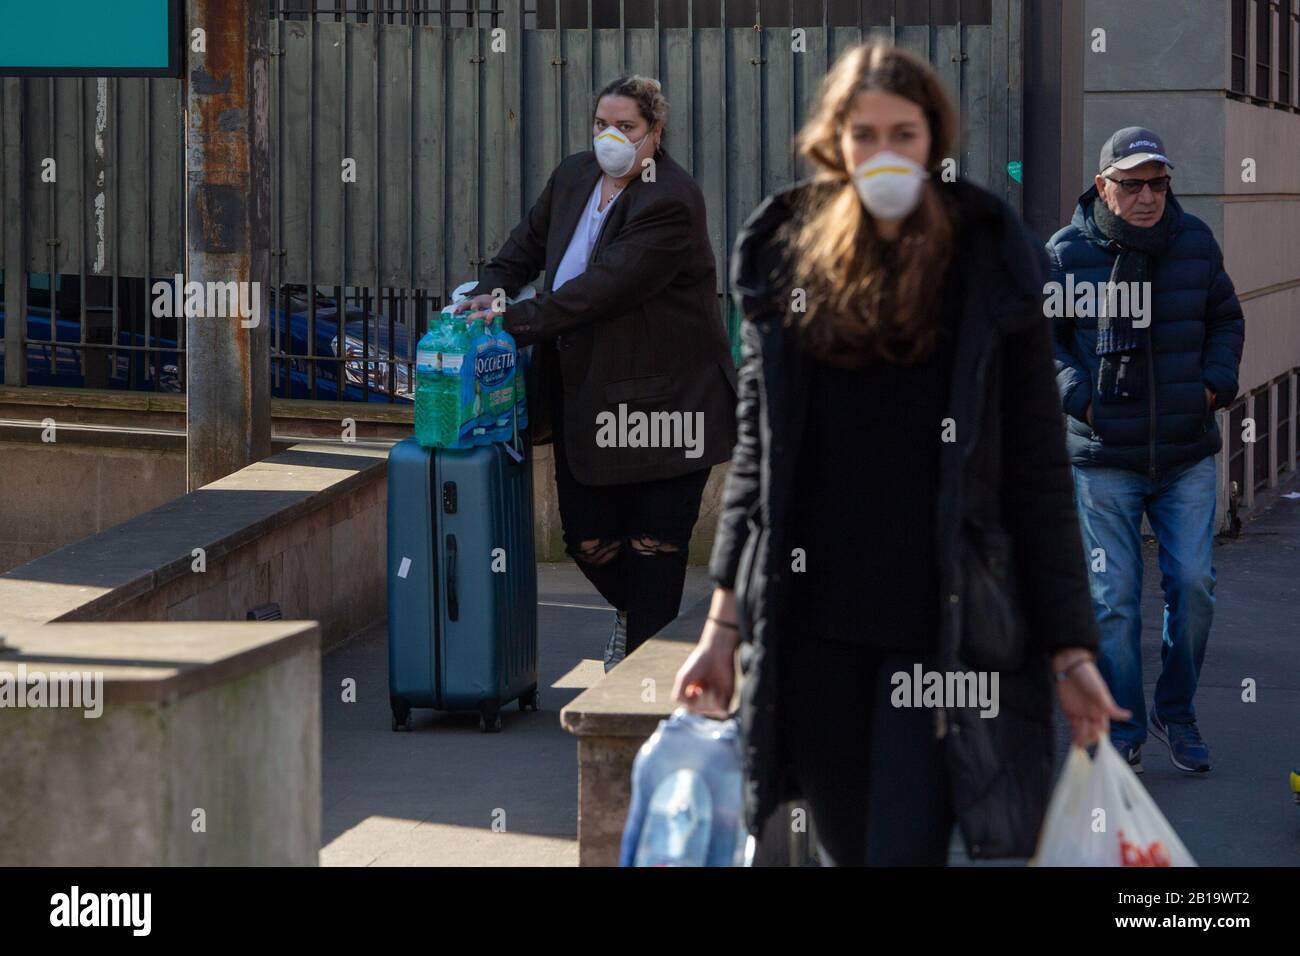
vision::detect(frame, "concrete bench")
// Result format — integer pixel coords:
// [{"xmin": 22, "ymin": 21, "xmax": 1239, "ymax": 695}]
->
[{"xmin": 0, "ymin": 620, "xmax": 320, "ymax": 865}]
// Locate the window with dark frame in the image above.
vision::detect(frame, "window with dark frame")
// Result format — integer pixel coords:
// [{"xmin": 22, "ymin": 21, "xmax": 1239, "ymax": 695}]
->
[
  {"xmin": 1279, "ymin": 0, "xmax": 1293, "ymax": 106},
  {"xmin": 1232, "ymin": 0, "xmax": 1248, "ymax": 93},
  {"xmin": 1256, "ymin": 0, "xmax": 1272, "ymax": 100}
]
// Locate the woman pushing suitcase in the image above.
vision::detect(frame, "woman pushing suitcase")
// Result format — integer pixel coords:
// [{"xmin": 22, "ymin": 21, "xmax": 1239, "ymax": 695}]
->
[{"xmin": 456, "ymin": 74, "xmax": 737, "ymax": 671}]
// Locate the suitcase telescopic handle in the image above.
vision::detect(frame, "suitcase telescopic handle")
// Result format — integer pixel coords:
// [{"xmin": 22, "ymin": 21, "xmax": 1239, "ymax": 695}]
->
[
  {"xmin": 510, "ymin": 386, "xmax": 523, "ymax": 458},
  {"xmin": 445, "ymin": 534, "xmax": 459, "ymax": 621}
]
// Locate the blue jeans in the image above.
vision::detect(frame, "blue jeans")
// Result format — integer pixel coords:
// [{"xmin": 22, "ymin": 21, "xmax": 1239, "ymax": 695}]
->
[{"xmin": 1071, "ymin": 456, "xmax": 1217, "ymax": 746}]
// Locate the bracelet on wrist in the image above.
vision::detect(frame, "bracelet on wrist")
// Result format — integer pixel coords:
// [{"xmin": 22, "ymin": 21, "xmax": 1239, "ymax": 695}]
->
[{"xmin": 1054, "ymin": 654, "xmax": 1094, "ymax": 682}]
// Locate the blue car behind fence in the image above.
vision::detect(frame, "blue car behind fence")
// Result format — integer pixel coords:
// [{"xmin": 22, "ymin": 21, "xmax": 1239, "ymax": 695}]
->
[{"xmin": 1, "ymin": 287, "xmax": 414, "ymax": 403}]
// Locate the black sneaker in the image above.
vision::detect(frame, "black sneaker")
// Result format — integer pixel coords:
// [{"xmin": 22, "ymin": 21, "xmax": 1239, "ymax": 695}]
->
[{"xmin": 1150, "ymin": 712, "xmax": 1212, "ymax": 773}]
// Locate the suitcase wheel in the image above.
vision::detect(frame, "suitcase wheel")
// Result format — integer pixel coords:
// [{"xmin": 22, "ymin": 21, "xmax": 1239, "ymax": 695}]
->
[
  {"xmin": 478, "ymin": 710, "xmax": 503, "ymax": 734},
  {"xmin": 519, "ymin": 687, "xmax": 541, "ymax": 712},
  {"xmin": 391, "ymin": 698, "xmax": 412, "ymax": 732}
]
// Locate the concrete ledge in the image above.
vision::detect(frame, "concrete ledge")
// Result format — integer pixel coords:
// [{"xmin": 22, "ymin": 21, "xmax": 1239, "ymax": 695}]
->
[
  {"xmin": 0, "ymin": 442, "xmax": 388, "ymax": 648},
  {"xmin": 0, "ymin": 385, "xmax": 416, "ymax": 438},
  {"xmin": 1, "ymin": 386, "xmax": 731, "ymax": 569},
  {"xmin": 0, "ymin": 620, "xmax": 320, "ymax": 706},
  {"xmin": 0, "ymin": 621, "xmax": 321, "ymax": 865},
  {"xmin": 0, "ymin": 418, "xmax": 330, "ymax": 455},
  {"xmin": 0, "ymin": 383, "xmax": 412, "ymax": 418}
]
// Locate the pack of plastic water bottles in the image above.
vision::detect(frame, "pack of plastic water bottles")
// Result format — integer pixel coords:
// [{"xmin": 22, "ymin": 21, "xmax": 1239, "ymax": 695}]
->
[
  {"xmin": 619, "ymin": 708, "xmax": 755, "ymax": 867},
  {"xmin": 414, "ymin": 284, "xmax": 532, "ymax": 449}
]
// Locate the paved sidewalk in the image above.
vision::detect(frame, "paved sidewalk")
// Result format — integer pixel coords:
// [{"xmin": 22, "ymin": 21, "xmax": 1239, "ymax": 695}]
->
[
  {"xmin": 322, "ymin": 484, "xmax": 1300, "ymax": 866},
  {"xmin": 1115, "ymin": 487, "xmax": 1300, "ymax": 866},
  {"xmin": 319, "ymin": 562, "xmax": 714, "ymax": 866},
  {"xmin": 956, "ymin": 482, "xmax": 1300, "ymax": 866}
]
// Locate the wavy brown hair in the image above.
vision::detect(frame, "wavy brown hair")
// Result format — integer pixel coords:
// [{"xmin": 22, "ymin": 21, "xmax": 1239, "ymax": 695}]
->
[{"xmin": 782, "ymin": 43, "xmax": 958, "ymax": 366}]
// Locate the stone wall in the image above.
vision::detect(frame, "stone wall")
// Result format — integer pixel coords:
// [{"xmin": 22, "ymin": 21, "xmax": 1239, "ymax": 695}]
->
[
  {"xmin": 1, "ymin": 387, "xmax": 731, "ymax": 574},
  {"xmin": 0, "ymin": 442, "xmax": 389, "ymax": 653},
  {"xmin": 0, "ymin": 621, "xmax": 320, "ymax": 866}
]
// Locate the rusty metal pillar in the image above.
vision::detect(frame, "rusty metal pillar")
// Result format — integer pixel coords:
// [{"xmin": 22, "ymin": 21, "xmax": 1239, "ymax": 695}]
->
[
  {"xmin": 183, "ymin": 0, "xmax": 271, "ymax": 490},
  {"xmin": 2, "ymin": 78, "xmax": 27, "ymax": 388}
]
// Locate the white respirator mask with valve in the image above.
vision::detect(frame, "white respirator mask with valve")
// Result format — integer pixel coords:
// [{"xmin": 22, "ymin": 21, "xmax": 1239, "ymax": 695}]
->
[
  {"xmin": 593, "ymin": 126, "xmax": 649, "ymax": 178},
  {"xmin": 851, "ymin": 150, "xmax": 930, "ymax": 222}
]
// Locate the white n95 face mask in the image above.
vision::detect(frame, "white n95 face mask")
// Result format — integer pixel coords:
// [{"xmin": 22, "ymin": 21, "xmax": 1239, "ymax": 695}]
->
[
  {"xmin": 852, "ymin": 150, "xmax": 929, "ymax": 222},
  {"xmin": 594, "ymin": 126, "xmax": 647, "ymax": 178}
]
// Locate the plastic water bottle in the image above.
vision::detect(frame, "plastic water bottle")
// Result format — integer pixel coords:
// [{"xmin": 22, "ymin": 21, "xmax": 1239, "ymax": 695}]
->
[
  {"xmin": 515, "ymin": 347, "xmax": 529, "ymax": 433},
  {"xmin": 439, "ymin": 314, "xmax": 475, "ymax": 447},
  {"xmin": 488, "ymin": 314, "xmax": 528, "ymax": 436},
  {"xmin": 462, "ymin": 318, "xmax": 489, "ymax": 446},
  {"xmin": 472, "ymin": 315, "xmax": 518, "ymax": 444},
  {"xmin": 414, "ymin": 319, "xmax": 442, "ymax": 447},
  {"xmin": 635, "ymin": 769, "xmax": 714, "ymax": 867},
  {"xmin": 437, "ymin": 315, "xmax": 470, "ymax": 447},
  {"xmin": 620, "ymin": 709, "xmax": 754, "ymax": 867}
]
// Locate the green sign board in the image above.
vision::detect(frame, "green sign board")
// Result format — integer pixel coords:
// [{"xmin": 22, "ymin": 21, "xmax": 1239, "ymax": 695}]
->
[{"xmin": 0, "ymin": 0, "xmax": 182, "ymax": 77}]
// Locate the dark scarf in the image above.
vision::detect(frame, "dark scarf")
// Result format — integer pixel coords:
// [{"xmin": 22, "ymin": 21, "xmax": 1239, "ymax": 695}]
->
[{"xmin": 1090, "ymin": 194, "xmax": 1178, "ymax": 401}]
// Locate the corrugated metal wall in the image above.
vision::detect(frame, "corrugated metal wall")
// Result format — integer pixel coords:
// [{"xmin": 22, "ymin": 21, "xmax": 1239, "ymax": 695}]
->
[
  {"xmin": 0, "ymin": 76, "xmax": 186, "ymax": 325},
  {"xmin": 263, "ymin": 1, "xmax": 1023, "ymax": 295},
  {"xmin": 1, "ymin": 0, "xmax": 1023, "ymax": 386}
]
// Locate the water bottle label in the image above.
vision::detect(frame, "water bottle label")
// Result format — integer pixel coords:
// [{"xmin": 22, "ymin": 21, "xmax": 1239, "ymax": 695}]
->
[
  {"xmin": 441, "ymin": 352, "xmax": 464, "ymax": 374},
  {"xmin": 416, "ymin": 346, "xmax": 439, "ymax": 373},
  {"xmin": 474, "ymin": 345, "xmax": 515, "ymax": 388}
]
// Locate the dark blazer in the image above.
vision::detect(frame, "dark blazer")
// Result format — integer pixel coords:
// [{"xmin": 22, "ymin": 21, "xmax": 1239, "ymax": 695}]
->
[
  {"xmin": 1047, "ymin": 187, "xmax": 1245, "ymax": 476},
  {"xmin": 710, "ymin": 178, "xmax": 1100, "ymax": 859},
  {"xmin": 468, "ymin": 148, "xmax": 738, "ymax": 486}
]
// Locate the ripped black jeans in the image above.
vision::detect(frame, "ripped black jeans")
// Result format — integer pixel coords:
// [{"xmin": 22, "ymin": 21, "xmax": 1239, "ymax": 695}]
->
[{"xmin": 551, "ymin": 404, "xmax": 709, "ymax": 656}]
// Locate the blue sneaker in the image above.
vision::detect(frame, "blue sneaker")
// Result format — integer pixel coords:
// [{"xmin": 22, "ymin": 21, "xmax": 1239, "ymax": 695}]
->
[
  {"xmin": 1112, "ymin": 740, "xmax": 1143, "ymax": 775},
  {"xmin": 1150, "ymin": 713, "xmax": 1212, "ymax": 773},
  {"xmin": 603, "ymin": 610, "xmax": 628, "ymax": 673}
]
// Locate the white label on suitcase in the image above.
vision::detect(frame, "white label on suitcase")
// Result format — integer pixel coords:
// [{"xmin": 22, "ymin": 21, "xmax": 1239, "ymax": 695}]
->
[{"xmin": 397, "ymin": 556, "xmax": 412, "ymax": 579}]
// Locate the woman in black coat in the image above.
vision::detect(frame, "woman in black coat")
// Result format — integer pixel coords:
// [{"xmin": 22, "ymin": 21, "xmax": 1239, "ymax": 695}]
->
[
  {"xmin": 457, "ymin": 75, "xmax": 738, "ymax": 671},
  {"xmin": 672, "ymin": 43, "xmax": 1127, "ymax": 865}
]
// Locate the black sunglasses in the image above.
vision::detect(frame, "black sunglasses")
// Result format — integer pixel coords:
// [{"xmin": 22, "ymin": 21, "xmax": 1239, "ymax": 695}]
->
[{"xmin": 1103, "ymin": 174, "xmax": 1172, "ymax": 195}]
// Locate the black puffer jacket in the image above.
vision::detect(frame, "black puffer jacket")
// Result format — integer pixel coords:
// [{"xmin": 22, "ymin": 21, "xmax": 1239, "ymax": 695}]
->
[{"xmin": 710, "ymin": 178, "xmax": 1100, "ymax": 859}]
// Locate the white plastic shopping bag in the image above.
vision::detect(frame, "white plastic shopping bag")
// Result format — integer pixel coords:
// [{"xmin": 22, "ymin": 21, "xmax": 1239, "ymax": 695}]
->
[{"xmin": 1030, "ymin": 737, "xmax": 1196, "ymax": 866}]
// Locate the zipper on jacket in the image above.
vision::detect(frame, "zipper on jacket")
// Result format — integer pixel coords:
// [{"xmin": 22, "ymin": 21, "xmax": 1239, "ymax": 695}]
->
[
  {"xmin": 1145, "ymin": 337, "xmax": 1157, "ymax": 478},
  {"xmin": 1107, "ymin": 237, "xmax": 1158, "ymax": 480},
  {"xmin": 934, "ymin": 331, "xmax": 997, "ymax": 746}
]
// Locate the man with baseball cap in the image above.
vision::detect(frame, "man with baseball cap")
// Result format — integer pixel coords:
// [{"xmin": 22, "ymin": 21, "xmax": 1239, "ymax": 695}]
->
[{"xmin": 1046, "ymin": 126, "xmax": 1244, "ymax": 774}]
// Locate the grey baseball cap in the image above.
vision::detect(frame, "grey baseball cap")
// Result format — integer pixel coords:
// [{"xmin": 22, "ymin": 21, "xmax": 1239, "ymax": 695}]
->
[{"xmin": 1099, "ymin": 126, "xmax": 1175, "ymax": 173}]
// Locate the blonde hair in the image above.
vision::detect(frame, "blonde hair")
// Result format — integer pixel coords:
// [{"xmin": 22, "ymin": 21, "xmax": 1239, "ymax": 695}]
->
[
  {"xmin": 782, "ymin": 43, "xmax": 958, "ymax": 366},
  {"xmin": 595, "ymin": 74, "xmax": 668, "ymax": 146}
]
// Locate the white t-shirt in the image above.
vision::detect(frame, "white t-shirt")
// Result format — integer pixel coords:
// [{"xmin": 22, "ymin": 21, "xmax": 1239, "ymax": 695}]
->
[{"xmin": 551, "ymin": 180, "xmax": 618, "ymax": 292}]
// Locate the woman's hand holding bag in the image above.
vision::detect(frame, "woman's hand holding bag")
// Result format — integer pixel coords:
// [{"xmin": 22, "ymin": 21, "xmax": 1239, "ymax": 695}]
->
[
  {"xmin": 1053, "ymin": 649, "xmax": 1131, "ymax": 746},
  {"xmin": 1031, "ymin": 736, "xmax": 1197, "ymax": 867}
]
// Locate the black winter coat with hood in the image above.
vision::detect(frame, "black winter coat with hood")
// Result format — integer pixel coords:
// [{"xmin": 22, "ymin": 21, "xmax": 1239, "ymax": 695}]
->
[{"xmin": 709, "ymin": 177, "xmax": 1100, "ymax": 859}]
